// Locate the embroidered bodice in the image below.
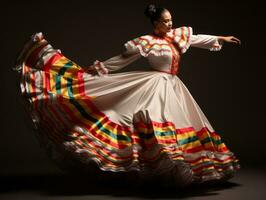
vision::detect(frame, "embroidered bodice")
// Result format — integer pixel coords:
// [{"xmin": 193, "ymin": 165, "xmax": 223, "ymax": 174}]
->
[
  {"xmin": 100, "ymin": 27, "xmax": 222, "ymax": 76},
  {"xmin": 125, "ymin": 27, "xmax": 192, "ymax": 74}
]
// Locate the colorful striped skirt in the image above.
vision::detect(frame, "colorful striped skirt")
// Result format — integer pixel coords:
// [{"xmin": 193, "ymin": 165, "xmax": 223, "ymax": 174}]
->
[{"xmin": 14, "ymin": 33, "xmax": 240, "ymax": 187}]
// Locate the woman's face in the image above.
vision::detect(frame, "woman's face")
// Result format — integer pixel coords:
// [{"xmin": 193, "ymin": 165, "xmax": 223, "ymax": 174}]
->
[{"xmin": 154, "ymin": 10, "xmax": 173, "ymax": 34}]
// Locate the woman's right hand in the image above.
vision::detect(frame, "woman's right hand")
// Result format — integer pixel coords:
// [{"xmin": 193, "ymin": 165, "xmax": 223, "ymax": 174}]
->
[
  {"xmin": 94, "ymin": 60, "xmax": 109, "ymax": 75},
  {"xmin": 218, "ymin": 36, "xmax": 241, "ymax": 45}
]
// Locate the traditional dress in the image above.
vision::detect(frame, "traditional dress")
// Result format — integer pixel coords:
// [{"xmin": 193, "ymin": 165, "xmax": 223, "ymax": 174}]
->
[{"xmin": 15, "ymin": 27, "xmax": 240, "ymax": 187}]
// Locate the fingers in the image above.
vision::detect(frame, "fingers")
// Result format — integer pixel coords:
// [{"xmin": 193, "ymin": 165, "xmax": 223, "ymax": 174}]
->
[
  {"xmin": 98, "ymin": 62, "xmax": 108, "ymax": 74},
  {"xmin": 94, "ymin": 60, "xmax": 100, "ymax": 65},
  {"xmin": 233, "ymin": 37, "xmax": 241, "ymax": 44},
  {"xmin": 231, "ymin": 36, "xmax": 241, "ymax": 45}
]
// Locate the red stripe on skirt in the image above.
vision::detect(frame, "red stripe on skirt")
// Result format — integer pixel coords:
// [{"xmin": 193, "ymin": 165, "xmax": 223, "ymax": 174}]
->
[
  {"xmin": 58, "ymin": 97, "xmax": 129, "ymax": 149},
  {"xmin": 77, "ymin": 70, "xmax": 85, "ymax": 97}
]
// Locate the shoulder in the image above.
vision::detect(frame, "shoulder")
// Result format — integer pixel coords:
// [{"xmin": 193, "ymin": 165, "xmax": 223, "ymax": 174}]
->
[
  {"xmin": 172, "ymin": 26, "xmax": 193, "ymax": 38},
  {"xmin": 124, "ymin": 35, "xmax": 171, "ymax": 57},
  {"xmin": 172, "ymin": 26, "xmax": 193, "ymax": 53}
]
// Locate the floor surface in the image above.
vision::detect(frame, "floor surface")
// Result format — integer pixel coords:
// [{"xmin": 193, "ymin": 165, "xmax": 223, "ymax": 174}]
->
[{"xmin": 0, "ymin": 166, "xmax": 265, "ymax": 200}]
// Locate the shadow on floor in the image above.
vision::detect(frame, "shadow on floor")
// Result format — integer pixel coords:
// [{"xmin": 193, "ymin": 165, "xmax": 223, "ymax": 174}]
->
[{"xmin": 0, "ymin": 172, "xmax": 241, "ymax": 199}]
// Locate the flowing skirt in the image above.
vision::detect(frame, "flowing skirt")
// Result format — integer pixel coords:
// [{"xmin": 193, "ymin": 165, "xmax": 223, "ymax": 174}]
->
[{"xmin": 15, "ymin": 33, "xmax": 240, "ymax": 187}]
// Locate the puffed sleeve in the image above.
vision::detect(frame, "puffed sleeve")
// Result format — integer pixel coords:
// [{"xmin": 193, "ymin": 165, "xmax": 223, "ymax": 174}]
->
[
  {"xmin": 173, "ymin": 27, "xmax": 193, "ymax": 54},
  {"xmin": 173, "ymin": 27, "xmax": 223, "ymax": 52}
]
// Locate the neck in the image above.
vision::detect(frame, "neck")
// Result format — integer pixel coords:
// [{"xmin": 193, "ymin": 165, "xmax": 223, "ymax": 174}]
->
[{"xmin": 153, "ymin": 29, "xmax": 167, "ymax": 37}]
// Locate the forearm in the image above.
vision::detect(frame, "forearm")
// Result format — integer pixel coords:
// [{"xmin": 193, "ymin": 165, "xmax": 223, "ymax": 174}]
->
[{"xmin": 216, "ymin": 36, "xmax": 241, "ymax": 44}]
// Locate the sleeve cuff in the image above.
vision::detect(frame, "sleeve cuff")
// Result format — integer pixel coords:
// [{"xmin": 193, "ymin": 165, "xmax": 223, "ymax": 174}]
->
[{"xmin": 210, "ymin": 37, "xmax": 223, "ymax": 51}]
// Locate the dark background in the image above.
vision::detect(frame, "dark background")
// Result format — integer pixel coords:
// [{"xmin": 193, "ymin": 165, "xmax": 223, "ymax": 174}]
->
[{"xmin": 0, "ymin": 0, "xmax": 265, "ymax": 176}]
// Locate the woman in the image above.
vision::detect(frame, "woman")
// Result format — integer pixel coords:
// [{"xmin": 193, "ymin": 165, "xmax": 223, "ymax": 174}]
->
[{"xmin": 15, "ymin": 4, "xmax": 240, "ymax": 187}]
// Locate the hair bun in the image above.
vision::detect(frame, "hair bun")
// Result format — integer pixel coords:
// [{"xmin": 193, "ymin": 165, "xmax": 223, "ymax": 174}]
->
[{"xmin": 144, "ymin": 4, "xmax": 157, "ymax": 18}]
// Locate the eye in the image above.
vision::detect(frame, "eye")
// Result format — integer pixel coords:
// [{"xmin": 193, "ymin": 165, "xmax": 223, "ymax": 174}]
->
[{"xmin": 165, "ymin": 19, "xmax": 172, "ymax": 23}]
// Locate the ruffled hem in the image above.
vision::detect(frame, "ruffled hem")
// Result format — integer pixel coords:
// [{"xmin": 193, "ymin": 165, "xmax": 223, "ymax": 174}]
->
[
  {"xmin": 29, "ymin": 113, "xmax": 240, "ymax": 187},
  {"xmin": 61, "ymin": 124, "xmax": 240, "ymax": 176},
  {"xmin": 210, "ymin": 39, "xmax": 223, "ymax": 51},
  {"xmin": 34, "ymin": 125, "xmax": 240, "ymax": 187}
]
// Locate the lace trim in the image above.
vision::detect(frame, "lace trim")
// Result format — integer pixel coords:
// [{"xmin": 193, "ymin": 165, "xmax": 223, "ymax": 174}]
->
[
  {"xmin": 173, "ymin": 26, "xmax": 193, "ymax": 53},
  {"xmin": 125, "ymin": 27, "xmax": 193, "ymax": 56},
  {"xmin": 210, "ymin": 39, "xmax": 223, "ymax": 51},
  {"xmin": 125, "ymin": 40, "xmax": 172, "ymax": 57}
]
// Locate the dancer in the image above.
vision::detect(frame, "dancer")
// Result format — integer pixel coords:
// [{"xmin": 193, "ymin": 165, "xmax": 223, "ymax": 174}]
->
[{"xmin": 15, "ymin": 4, "xmax": 241, "ymax": 187}]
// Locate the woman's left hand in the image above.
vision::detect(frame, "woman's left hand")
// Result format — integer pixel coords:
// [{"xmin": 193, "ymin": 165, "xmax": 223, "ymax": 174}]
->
[{"xmin": 219, "ymin": 36, "xmax": 241, "ymax": 45}]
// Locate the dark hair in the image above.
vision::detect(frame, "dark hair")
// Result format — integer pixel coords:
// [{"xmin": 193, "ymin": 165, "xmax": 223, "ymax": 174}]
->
[{"xmin": 144, "ymin": 4, "xmax": 167, "ymax": 25}]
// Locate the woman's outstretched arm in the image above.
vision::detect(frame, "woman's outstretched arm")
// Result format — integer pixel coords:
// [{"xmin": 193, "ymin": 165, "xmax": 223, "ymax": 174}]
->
[
  {"xmin": 84, "ymin": 50, "xmax": 141, "ymax": 75},
  {"xmin": 190, "ymin": 34, "xmax": 241, "ymax": 51}
]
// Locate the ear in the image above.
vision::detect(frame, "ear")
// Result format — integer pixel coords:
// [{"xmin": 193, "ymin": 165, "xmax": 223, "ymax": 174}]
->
[{"xmin": 153, "ymin": 20, "xmax": 159, "ymax": 27}]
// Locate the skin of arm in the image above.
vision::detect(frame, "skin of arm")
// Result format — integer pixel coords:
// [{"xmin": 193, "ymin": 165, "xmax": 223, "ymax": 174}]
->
[{"xmin": 217, "ymin": 36, "xmax": 241, "ymax": 45}]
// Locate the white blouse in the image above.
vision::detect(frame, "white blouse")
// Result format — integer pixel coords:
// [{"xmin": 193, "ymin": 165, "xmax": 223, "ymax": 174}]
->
[{"xmin": 95, "ymin": 27, "xmax": 222, "ymax": 76}]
